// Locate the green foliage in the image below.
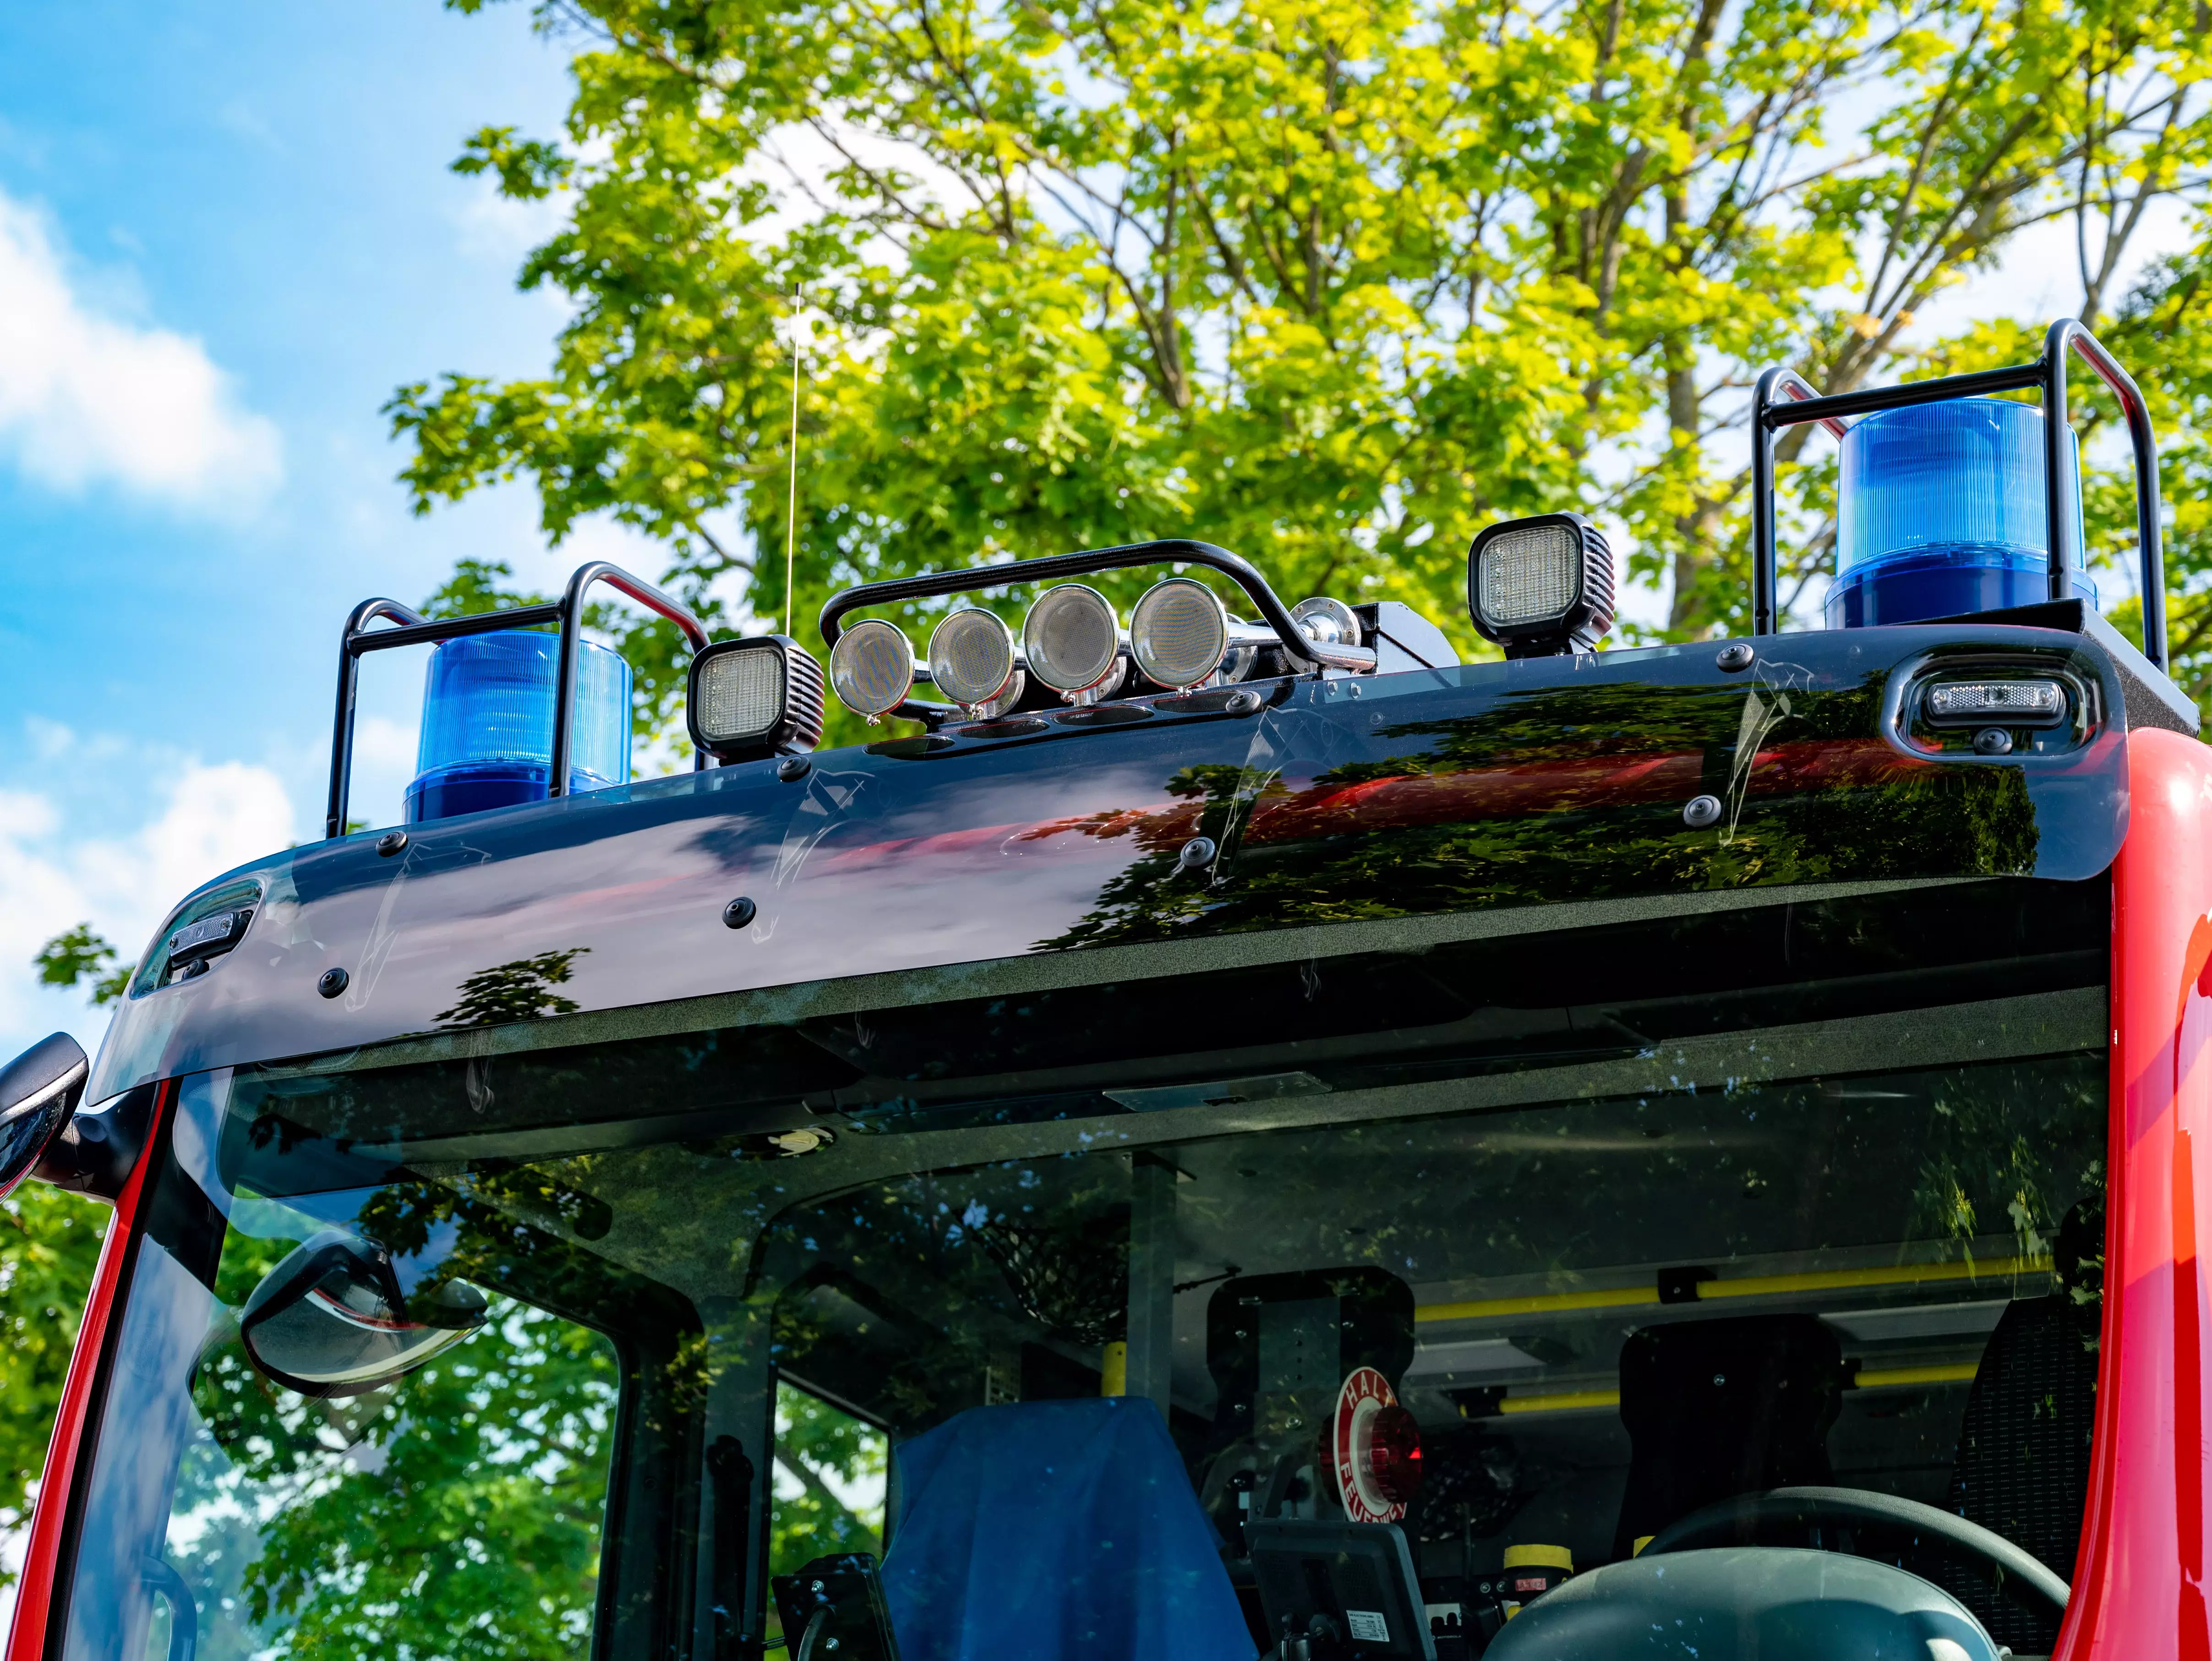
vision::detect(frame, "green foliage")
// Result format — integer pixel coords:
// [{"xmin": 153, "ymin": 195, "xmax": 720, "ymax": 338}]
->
[
  {"xmin": 0, "ymin": 1185, "xmax": 106, "ymax": 1568},
  {"xmin": 180, "ymin": 1253, "xmax": 619, "ymax": 1661},
  {"xmin": 454, "ymin": 126, "xmax": 573, "ymax": 200},
  {"xmin": 421, "ymin": 555, "xmax": 552, "ymax": 621},
  {"xmin": 32, "ymin": 923, "xmax": 128, "ymax": 1007},
  {"xmin": 770, "ymin": 1382, "xmax": 886, "ymax": 1575},
  {"xmin": 398, "ymin": 0, "xmax": 2212, "ymax": 711},
  {"xmin": 8, "ymin": 931, "xmax": 120, "ymax": 1580}
]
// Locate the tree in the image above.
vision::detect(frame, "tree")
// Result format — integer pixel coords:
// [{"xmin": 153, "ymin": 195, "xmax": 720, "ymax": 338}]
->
[
  {"xmin": 32, "ymin": 925, "xmax": 129, "ymax": 1008},
  {"xmin": 393, "ymin": 0, "xmax": 2212, "ymax": 732},
  {"xmin": 770, "ymin": 1381, "xmax": 887, "ymax": 1575},
  {"xmin": 5, "ymin": 929, "xmax": 118, "ymax": 1580},
  {"xmin": 0, "ymin": 1185, "xmax": 106, "ymax": 1572}
]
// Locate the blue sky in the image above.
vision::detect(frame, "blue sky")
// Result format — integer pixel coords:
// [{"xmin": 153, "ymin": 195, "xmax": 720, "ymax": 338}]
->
[{"xmin": 0, "ymin": 1, "xmax": 679, "ymax": 1062}]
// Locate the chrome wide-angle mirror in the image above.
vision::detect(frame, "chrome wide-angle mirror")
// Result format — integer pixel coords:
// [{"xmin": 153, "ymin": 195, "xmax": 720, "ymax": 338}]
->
[
  {"xmin": 240, "ymin": 1229, "xmax": 488, "ymax": 1399},
  {"xmin": 0, "ymin": 1033, "xmax": 89, "ymax": 1201}
]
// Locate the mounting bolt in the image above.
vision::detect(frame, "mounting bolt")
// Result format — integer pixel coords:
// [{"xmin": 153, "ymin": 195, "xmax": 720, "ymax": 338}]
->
[
  {"xmin": 1224, "ymin": 689, "xmax": 1263, "ymax": 716},
  {"xmin": 317, "ymin": 968, "xmax": 350, "ymax": 1000},
  {"xmin": 1715, "ymin": 643, "xmax": 1755, "ymax": 673},
  {"xmin": 376, "ymin": 830, "xmax": 409, "ymax": 857},
  {"xmin": 723, "ymin": 896, "xmax": 758, "ymax": 929},
  {"xmin": 1177, "ymin": 836, "xmax": 1218, "ymax": 874},
  {"xmin": 1973, "ymin": 727, "xmax": 2014, "ymax": 756},
  {"xmin": 1683, "ymin": 795, "xmax": 1724, "ymax": 829},
  {"xmin": 776, "ymin": 756, "xmax": 812, "ymax": 782}
]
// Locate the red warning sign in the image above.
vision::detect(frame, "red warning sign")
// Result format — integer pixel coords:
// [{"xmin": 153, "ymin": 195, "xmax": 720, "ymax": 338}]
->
[{"xmin": 1331, "ymin": 1366, "xmax": 1422, "ymax": 1524}]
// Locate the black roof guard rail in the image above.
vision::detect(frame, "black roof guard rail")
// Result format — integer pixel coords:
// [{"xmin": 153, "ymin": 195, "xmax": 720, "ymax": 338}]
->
[
  {"xmin": 1752, "ymin": 317, "xmax": 2167, "ymax": 671},
  {"xmin": 324, "ymin": 561, "xmax": 709, "ymax": 840},
  {"xmin": 819, "ymin": 537, "xmax": 1378, "ymax": 674}
]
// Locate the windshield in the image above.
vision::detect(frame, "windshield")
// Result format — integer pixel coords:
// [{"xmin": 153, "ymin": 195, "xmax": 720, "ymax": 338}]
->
[{"xmin": 60, "ymin": 877, "xmax": 2107, "ymax": 1661}]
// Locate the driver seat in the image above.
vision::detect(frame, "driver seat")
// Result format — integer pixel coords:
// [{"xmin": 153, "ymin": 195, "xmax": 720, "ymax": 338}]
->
[
  {"xmin": 1938, "ymin": 1198, "xmax": 2102, "ymax": 1652},
  {"xmin": 879, "ymin": 1395, "xmax": 1256, "ymax": 1661}
]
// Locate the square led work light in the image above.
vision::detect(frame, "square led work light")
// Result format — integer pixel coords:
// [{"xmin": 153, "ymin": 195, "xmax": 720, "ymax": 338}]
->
[
  {"xmin": 1467, "ymin": 513, "xmax": 1616, "ymax": 658},
  {"xmin": 687, "ymin": 636, "xmax": 828, "ymax": 761}
]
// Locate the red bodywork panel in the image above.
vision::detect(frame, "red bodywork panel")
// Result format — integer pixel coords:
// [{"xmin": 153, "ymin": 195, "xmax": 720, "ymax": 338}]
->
[
  {"xmin": 2073, "ymin": 728, "xmax": 2212, "ymax": 1658},
  {"xmin": 7, "ymin": 1085, "xmax": 163, "ymax": 1661}
]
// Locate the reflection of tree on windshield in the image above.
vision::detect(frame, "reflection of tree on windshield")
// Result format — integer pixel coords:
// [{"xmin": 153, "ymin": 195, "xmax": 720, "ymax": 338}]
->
[
  {"xmin": 1032, "ymin": 682, "xmax": 2039, "ymax": 950},
  {"xmin": 188, "ymin": 1300, "xmax": 613, "ymax": 1659},
  {"xmin": 435, "ymin": 949, "xmax": 590, "ymax": 1028},
  {"xmin": 166, "ymin": 1192, "xmax": 623, "ymax": 1661},
  {"xmin": 770, "ymin": 1383, "xmax": 885, "ymax": 1575},
  {"xmin": 1910, "ymin": 1065, "xmax": 2106, "ymax": 1268}
]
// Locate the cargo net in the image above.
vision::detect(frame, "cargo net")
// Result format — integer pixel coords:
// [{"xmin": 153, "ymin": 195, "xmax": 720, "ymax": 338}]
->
[{"xmin": 978, "ymin": 1206, "xmax": 1130, "ymax": 1348}]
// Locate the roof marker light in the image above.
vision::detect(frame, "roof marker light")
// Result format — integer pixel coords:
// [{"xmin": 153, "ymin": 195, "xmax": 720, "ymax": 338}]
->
[
  {"xmin": 1922, "ymin": 678, "xmax": 2068, "ymax": 727},
  {"xmin": 1830, "ymin": 398, "xmax": 2094, "ymax": 628},
  {"xmin": 406, "ymin": 629, "xmax": 631, "ymax": 825},
  {"xmin": 1131, "ymin": 578, "xmax": 1229, "ymax": 687},
  {"xmin": 830, "ymin": 618, "xmax": 916, "ymax": 719}
]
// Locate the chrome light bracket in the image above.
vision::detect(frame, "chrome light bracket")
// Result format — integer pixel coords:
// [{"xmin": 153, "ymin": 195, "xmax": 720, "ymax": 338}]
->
[
  {"xmin": 326, "ymin": 561, "xmax": 709, "ymax": 839},
  {"xmin": 820, "ymin": 540, "xmax": 1378, "ymax": 691},
  {"xmin": 1750, "ymin": 318, "xmax": 2168, "ymax": 671}
]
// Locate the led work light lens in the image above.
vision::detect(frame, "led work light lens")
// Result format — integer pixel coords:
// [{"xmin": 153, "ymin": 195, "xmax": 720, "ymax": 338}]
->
[
  {"xmin": 1131, "ymin": 578, "xmax": 1229, "ymax": 688},
  {"xmin": 1923, "ymin": 678, "xmax": 2067, "ymax": 726},
  {"xmin": 1023, "ymin": 585, "xmax": 1121, "ymax": 693},
  {"xmin": 929, "ymin": 608, "xmax": 1019, "ymax": 708},
  {"xmin": 831, "ymin": 618, "xmax": 915, "ymax": 717},
  {"xmin": 1476, "ymin": 522, "xmax": 1582, "ymax": 627},
  {"xmin": 697, "ymin": 646, "xmax": 786, "ymax": 742}
]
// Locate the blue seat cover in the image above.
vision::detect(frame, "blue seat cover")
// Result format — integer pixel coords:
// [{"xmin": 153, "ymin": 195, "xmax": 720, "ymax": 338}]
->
[{"xmin": 881, "ymin": 1396, "xmax": 1257, "ymax": 1661}]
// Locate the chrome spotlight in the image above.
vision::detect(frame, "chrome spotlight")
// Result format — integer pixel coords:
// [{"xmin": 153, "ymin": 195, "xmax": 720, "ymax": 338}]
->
[
  {"xmin": 830, "ymin": 618, "xmax": 916, "ymax": 719},
  {"xmin": 1022, "ymin": 584, "xmax": 1125, "ymax": 699},
  {"xmin": 1130, "ymin": 577, "xmax": 1273, "ymax": 688},
  {"xmin": 928, "ymin": 608, "xmax": 1025, "ymax": 716}
]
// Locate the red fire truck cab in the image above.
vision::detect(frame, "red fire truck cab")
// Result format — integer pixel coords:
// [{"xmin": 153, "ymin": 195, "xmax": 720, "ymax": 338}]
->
[{"xmin": 2, "ymin": 320, "xmax": 2205, "ymax": 1660}]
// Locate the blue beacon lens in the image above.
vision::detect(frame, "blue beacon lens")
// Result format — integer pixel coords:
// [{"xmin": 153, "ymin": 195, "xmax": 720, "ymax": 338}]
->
[
  {"xmin": 404, "ymin": 630, "xmax": 632, "ymax": 824},
  {"xmin": 1828, "ymin": 396, "xmax": 2095, "ymax": 628}
]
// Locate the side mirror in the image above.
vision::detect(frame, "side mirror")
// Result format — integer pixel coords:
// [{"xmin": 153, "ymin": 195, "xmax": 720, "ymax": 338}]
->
[
  {"xmin": 0, "ymin": 1033, "xmax": 89, "ymax": 1201},
  {"xmin": 240, "ymin": 1229, "xmax": 488, "ymax": 1399}
]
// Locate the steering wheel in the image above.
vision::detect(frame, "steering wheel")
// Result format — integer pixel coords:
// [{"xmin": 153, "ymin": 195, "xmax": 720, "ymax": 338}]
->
[{"xmin": 1643, "ymin": 1486, "xmax": 2069, "ymax": 1630}]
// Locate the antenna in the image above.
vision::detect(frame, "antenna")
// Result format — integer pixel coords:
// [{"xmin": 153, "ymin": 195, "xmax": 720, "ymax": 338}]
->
[{"xmin": 786, "ymin": 331, "xmax": 801, "ymax": 639}]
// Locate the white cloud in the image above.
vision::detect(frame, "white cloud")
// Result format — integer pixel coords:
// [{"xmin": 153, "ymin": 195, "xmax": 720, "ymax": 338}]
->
[
  {"xmin": 345, "ymin": 714, "xmax": 421, "ymax": 836},
  {"xmin": 0, "ymin": 748, "xmax": 298, "ymax": 1064},
  {"xmin": 0, "ymin": 189, "xmax": 282, "ymax": 512}
]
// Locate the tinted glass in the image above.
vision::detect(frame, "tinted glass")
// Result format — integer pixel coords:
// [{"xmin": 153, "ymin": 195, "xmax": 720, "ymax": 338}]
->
[{"xmin": 62, "ymin": 880, "xmax": 2106, "ymax": 1659}]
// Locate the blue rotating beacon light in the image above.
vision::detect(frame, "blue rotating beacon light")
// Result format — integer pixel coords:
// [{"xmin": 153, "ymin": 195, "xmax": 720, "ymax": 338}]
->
[
  {"xmin": 404, "ymin": 630, "xmax": 632, "ymax": 824},
  {"xmin": 1750, "ymin": 323, "xmax": 2168, "ymax": 671},
  {"xmin": 1827, "ymin": 396, "xmax": 2092, "ymax": 628}
]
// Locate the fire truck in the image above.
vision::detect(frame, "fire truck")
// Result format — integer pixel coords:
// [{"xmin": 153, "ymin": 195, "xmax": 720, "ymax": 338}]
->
[{"xmin": 0, "ymin": 318, "xmax": 2202, "ymax": 1660}]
